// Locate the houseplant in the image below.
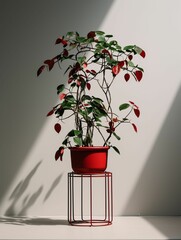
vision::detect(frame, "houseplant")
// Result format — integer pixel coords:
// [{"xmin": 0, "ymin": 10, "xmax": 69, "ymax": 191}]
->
[{"xmin": 37, "ymin": 31, "xmax": 145, "ymax": 173}]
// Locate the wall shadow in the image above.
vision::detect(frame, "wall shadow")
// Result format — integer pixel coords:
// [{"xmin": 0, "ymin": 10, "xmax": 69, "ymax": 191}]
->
[
  {"xmin": 122, "ymin": 84, "xmax": 181, "ymax": 236},
  {"xmin": 0, "ymin": 0, "xmax": 114, "ymax": 209},
  {"xmin": 4, "ymin": 162, "xmax": 63, "ymax": 216},
  {"xmin": 4, "ymin": 161, "xmax": 43, "ymax": 216},
  {"xmin": 0, "ymin": 216, "xmax": 69, "ymax": 226},
  {"xmin": 43, "ymin": 173, "xmax": 63, "ymax": 202},
  {"xmin": 142, "ymin": 216, "xmax": 181, "ymax": 239}
]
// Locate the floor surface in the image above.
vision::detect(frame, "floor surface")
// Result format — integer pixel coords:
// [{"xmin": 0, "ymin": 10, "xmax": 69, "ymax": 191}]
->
[{"xmin": 0, "ymin": 216, "xmax": 181, "ymax": 239}]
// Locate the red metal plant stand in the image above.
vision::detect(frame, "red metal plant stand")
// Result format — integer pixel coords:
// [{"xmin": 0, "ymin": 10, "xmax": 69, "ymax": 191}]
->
[{"xmin": 68, "ymin": 172, "xmax": 113, "ymax": 227}]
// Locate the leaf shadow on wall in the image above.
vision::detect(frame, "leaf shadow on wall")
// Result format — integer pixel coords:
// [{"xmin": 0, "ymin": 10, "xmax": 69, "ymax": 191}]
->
[
  {"xmin": 43, "ymin": 173, "xmax": 63, "ymax": 202},
  {"xmin": 122, "ymin": 84, "xmax": 181, "ymax": 237},
  {"xmin": 4, "ymin": 161, "xmax": 63, "ymax": 217},
  {"xmin": 0, "ymin": 0, "xmax": 114, "ymax": 209}
]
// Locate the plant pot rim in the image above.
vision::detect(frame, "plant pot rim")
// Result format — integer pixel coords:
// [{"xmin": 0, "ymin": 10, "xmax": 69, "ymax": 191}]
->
[{"xmin": 69, "ymin": 146, "xmax": 110, "ymax": 151}]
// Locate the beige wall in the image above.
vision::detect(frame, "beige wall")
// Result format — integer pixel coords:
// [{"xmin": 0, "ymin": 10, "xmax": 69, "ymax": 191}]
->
[{"xmin": 0, "ymin": 0, "xmax": 180, "ymax": 216}]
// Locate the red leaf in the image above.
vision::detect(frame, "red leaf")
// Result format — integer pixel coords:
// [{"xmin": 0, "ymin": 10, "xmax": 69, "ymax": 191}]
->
[
  {"xmin": 129, "ymin": 101, "xmax": 135, "ymax": 105},
  {"xmin": 46, "ymin": 109, "xmax": 54, "ymax": 117},
  {"xmin": 37, "ymin": 65, "xmax": 45, "ymax": 76},
  {"xmin": 61, "ymin": 39, "xmax": 68, "ymax": 47},
  {"xmin": 63, "ymin": 49, "xmax": 68, "ymax": 57},
  {"xmin": 55, "ymin": 37, "xmax": 67, "ymax": 47},
  {"xmin": 60, "ymin": 93, "xmax": 66, "ymax": 100},
  {"xmin": 87, "ymin": 31, "xmax": 96, "ymax": 39},
  {"xmin": 55, "ymin": 38, "xmax": 62, "ymax": 44},
  {"xmin": 52, "ymin": 54, "xmax": 61, "ymax": 61},
  {"xmin": 86, "ymin": 82, "xmax": 91, "ymax": 90},
  {"xmin": 118, "ymin": 61, "xmax": 124, "ymax": 68},
  {"xmin": 80, "ymin": 103, "xmax": 89, "ymax": 108},
  {"xmin": 44, "ymin": 59, "xmax": 54, "ymax": 71},
  {"xmin": 55, "ymin": 150, "xmax": 60, "ymax": 161},
  {"xmin": 86, "ymin": 69, "xmax": 90, "ymax": 73},
  {"xmin": 91, "ymin": 69, "xmax": 96, "ymax": 75},
  {"xmin": 55, "ymin": 146, "xmax": 64, "ymax": 161},
  {"xmin": 59, "ymin": 147, "xmax": 64, "ymax": 161},
  {"xmin": 106, "ymin": 129, "xmax": 112, "ymax": 133},
  {"xmin": 113, "ymin": 117, "xmax": 118, "ymax": 122},
  {"xmin": 134, "ymin": 108, "xmax": 140, "ymax": 118},
  {"xmin": 128, "ymin": 55, "xmax": 133, "ymax": 61},
  {"xmin": 109, "ymin": 121, "xmax": 114, "ymax": 128},
  {"xmin": 75, "ymin": 62, "xmax": 81, "ymax": 70},
  {"xmin": 112, "ymin": 65, "xmax": 121, "ymax": 76},
  {"xmin": 140, "ymin": 50, "xmax": 146, "ymax": 58},
  {"xmin": 132, "ymin": 123, "xmax": 138, "ymax": 132},
  {"xmin": 124, "ymin": 60, "xmax": 128, "ymax": 67},
  {"xmin": 134, "ymin": 70, "xmax": 143, "ymax": 81},
  {"xmin": 76, "ymin": 80, "xmax": 81, "ymax": 86},
  {"xmin": 54, "ymin": 123, "xmax": 61, "ymax": 133},
  {"xmin": 129, "ymin": 101, "xmax": 139, "ymax": 109},
  {"xmin": 68, "ymin": 78, "xmax": 73, "ymax": 84},
  {"xmin": 69, "ymin": 68, "xmax": 76, "ymax": 77},
  {"xmin": 124, "ymin": 73, "xmax": 130, "ymax": 81},
  {"xmin": 102, "ymin": 49, "xmax": 112, "ymax": 58},
  {"xmin": 83, "ymin": 62, "xmax": 87, "ymax": 68}
]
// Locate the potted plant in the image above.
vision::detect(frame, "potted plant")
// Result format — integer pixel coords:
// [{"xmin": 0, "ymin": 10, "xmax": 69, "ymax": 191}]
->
[{"xmin": 37, "ymin": 31, "xmax": 145, "ymax": 173}]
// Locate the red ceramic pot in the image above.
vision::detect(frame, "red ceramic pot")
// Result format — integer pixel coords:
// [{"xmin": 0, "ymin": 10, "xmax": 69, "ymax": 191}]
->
[{"xmin": 69, "ymin": 146, "xmax": 110, "ymax": 173}]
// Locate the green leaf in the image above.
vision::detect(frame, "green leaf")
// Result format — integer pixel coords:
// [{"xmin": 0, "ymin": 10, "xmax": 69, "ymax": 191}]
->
[
  {"xmin": 92, "ymin": 96, "xmax": 103, "ymax": 103},
  {"xmin": 108, "ymin": 46, "xmax": 117, "ymax": 51},
  {"xmin": 79, "ymin": 109, "xmax": 88, "ymax": 119},
  {"xmin": 128, "ymin": 61, "xmax": 135, "ymax": 67},
  {"xmin": 86, "ymin": 107, "xmax": 93, "ymax": 114},
  {"xmin": 97, "ymin": 36, "xmax": 105, "ymax": 42},
  {"xmin": 62, "ymin": 138, "xmax": 68, "ymax": 146},
  {"xmin": 96, "ymin": 123, "xmax": 107, "ymax": 128},
  {"xmin": 123, "ymin": 45, "xmax": 135, "ymax": 51},
  {"xmin": 76, "ymin": 36, "xmax": 86, "ymax": 43},
  {"xmin": 61, "ymin": 101, "xmax": 72, "ymax": 109},
  {"xmin": 111, "ymin": 145, "xmax": 120, "ymax": 154},
  {"xmin": 55, "ymin": 108, "xmax": 64, "ymax": 117},
  {"xmin": 106, "ymin": 57, "xmax": 117, "ymax": 65},
  {"xmin": 77, "ymin": 56, "xmax": 86, "ymax": 65},
  {"xmin": 93, "ymin": 115, "xmax": 101, "ymax": 122},
  {"xmin": 73, "ymin": 137, "xmax": 82, "ymax": 146},
  {"xmin": 105, "ymin": 34, "xmax": 113, "ymax": 38},
  {"xmin": 116, "ymin": 44, "xmax": 122, "ymax": 51},
  {"xmin": 134, "ymin": 46, "xmax": 142, "ymax": 54},
  {"xmin": 123, "ymin": 117, "xmax": 129, "ymax": 121},
  {"xmin": 93, "ymin": 107, "xmax": 107, "ymax": 118},
  {"xmin": 81, "ymin": 95, "xmax": 92, "ymax": 102},
  {"xmin": 66, "ymin": 32, "xmax": 74, "ymax": 37},
  {"xmin": 74, "ymin": 130, "xmax": 82, "ymax": 136},
  {"xmin": 119, "ymin": 103, "xmax": 130, "ymax": 111},
  {"xmin": 92, "ymin": 57, "xmax": 100, "ymax": 63},
  {"xmin": 70, "ymin": 82, "xmax": 76, "ymax": 88},
  {"xmin": 113, "ymin": 132, "xmax": 121, "ymax": 140},
  {"xmin": 109, "ymin": 40, "xmax": 117, "ymax": 46},
  {"xmin": 95, "ymin": 31, "xmax": 105, "ymax": 35},
  {"xmin": 68, "ymin": 54, "xmax": 74, "ymax": 59},
  {"xmin": 57, "ymin": 84, "xmax": 65, "ymax": 94},
  {"xmin": 95, "ymin": 44, "xmax": 103, "ymax": 50},
  {"xmin": 80, "ymin": 79, "xmax": 86, "ymax": 90},
  {"xmin": 65, "ymin": 95, "xmax": 75, "ymax": 102},
  {"xmin": 67, "ymin": 130, "xmax": 75, "ymax": 137},
  {"xmin": 64, "ymin": 65, "xmax": 72, "ymax": 75},
  {"xmin": 136, "ymin": 66, "xmax": 144, "ymax": 72}
]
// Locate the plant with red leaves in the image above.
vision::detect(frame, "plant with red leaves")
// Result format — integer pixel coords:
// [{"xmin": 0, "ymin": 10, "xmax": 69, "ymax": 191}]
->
[{"xmin": 37, "ymin": 31, "xmax": 145, "ymax": 159}]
